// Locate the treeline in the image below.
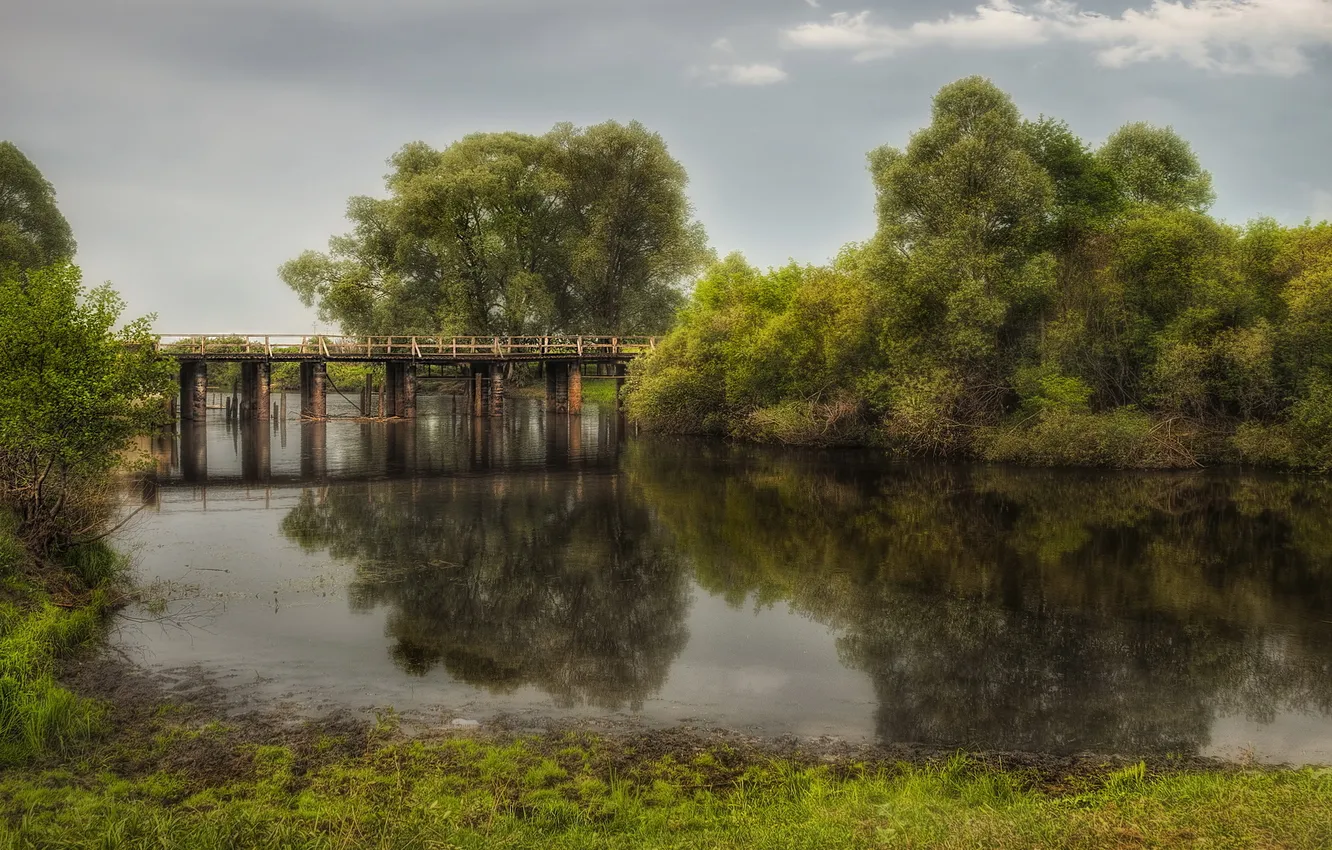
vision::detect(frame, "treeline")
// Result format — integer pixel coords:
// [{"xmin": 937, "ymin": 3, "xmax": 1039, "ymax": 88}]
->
[
  {"xmin": 627, "ymin": 77, "xmax": 1332, "ymax": 469},
  {"xmin": 282, "ymin": 121, "xmax": 710, "ymax": 337}
]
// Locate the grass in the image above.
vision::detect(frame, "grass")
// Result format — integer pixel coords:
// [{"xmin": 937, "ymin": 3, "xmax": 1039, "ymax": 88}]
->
[
  {"xmin": 1, "ymin": 734, "xmax": 1330, "ymax": 849},
  {"xmin": 0, "ymin": 522, "xmax": 123, "ymax": 768}
]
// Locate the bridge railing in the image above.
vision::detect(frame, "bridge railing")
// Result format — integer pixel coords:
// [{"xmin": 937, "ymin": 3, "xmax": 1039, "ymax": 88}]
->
[{"xmin": 154, "ymin": 335, "xmax": 658, "ymax": 358}]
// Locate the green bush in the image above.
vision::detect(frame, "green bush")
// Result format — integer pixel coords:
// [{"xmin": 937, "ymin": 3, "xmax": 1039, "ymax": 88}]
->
[{"xmin": 981, "ymin": 408, "xmax": 1199, "ymax": 468}]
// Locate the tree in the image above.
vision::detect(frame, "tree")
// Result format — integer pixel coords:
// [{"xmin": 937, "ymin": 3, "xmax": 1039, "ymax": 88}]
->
[
  {"xmin": 0, "ymin": 142, "xmax": 76, "ymax": 272},
  {"xmin": 0, "ymin": 263, "xmax": 173, "ymax": 554},
  {"xmin": 281, "ymin": 122, "xmax": 710, "ymax": 336},
  {"xmin": 867, "ymin": 76, "xmax": 1056, "ymax": 436},
  {"xmin": 1096, "ymin": 122, "xmax": 1214, "ymax": 211},
  {"xmin": 550, "ymin": 121, "xmax": 710, "ymax": 333}
]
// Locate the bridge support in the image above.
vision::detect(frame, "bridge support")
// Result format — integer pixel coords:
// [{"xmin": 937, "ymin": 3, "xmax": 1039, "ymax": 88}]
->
[
  {"xmin": 299, "ymin": 361, "xmax": 327, "ymax": 419},
  {"xmin": 240, "ymin": 362, "xmax": 271, "ymax": 421},
  {"xmin": 179, "ymin": 362, "xmax": 207, "ymax": 421},
  {"xmin": 384, "ymin": 362, "xmax": 416, "ymax": 419},
  {"xmin": 543, "ymin": 362, "xmax": 583, "ymax": 415},
  {"xmin": 489, "ymin": 364, "xmax": 504, "ymax": 416},
  {"xmin": 615, "ymin": 363, "xmax": 627, "ymax": 411}
]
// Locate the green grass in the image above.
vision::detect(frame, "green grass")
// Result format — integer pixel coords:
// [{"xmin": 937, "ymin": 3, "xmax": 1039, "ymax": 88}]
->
[
  {"xmin": 1, "ymin": 737, "xmax": 1330, "ymax": 849},
  {"xmin": 0, "ymin": 526, "xmax": 122, "ymax": 768}
]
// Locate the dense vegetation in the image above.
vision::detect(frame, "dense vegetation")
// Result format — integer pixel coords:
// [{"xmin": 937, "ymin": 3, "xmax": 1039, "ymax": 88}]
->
[
  {"xmin": 281, "ymin": 121, "xmax": 711, "ymax": 337},
  {"xmin": 627, "ymin": 77, "xmax": 1332, "ymax": 469},
  {"xmin": 0, "ymin": 144, "xmax": 169, "ymax": 769}
]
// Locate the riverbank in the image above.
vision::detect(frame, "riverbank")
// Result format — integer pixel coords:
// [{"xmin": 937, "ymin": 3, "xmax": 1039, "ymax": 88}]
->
[{"xmin": 7, "ymin": 658, "xmax": 1332, "ymax": 850}]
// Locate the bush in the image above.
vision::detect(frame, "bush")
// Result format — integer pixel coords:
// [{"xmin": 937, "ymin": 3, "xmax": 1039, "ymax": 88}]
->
[
  {"xmin": 981, "ymin": 408, "xmax": 1199, "ymax": 468},
  {"xmin": 735, "ymin": 398, "xmax": 866, "ymax": 447}
]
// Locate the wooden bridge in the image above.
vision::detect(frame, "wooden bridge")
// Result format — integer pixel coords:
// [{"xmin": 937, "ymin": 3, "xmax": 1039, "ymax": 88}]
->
[
  {"xmin": 157, "ymin": 334, "xmax": 657, "ymax": 362},
  {"xmin": 162, "ymin": 334, "xmax": 658, "ymax": 424}
]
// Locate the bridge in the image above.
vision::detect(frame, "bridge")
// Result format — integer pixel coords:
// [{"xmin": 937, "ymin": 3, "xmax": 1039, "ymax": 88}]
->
[{"xmin": 159, "ymin": 334, "xmax": 657, "ymax": 423}]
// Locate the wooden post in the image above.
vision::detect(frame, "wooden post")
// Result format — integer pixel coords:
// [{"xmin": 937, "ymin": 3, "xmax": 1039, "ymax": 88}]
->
[
  {"xmin": 615, "ymin": 362, "xmax": 627, "ymax": 411},
  {"xmin": 473, "ymin": 367, "xmax": 484, "ymax": 417}
]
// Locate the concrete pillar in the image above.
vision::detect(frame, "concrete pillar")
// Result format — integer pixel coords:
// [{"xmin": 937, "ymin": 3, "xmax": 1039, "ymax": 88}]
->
[
  {"xmin": 568, "ymin": 362, "xmax": 583, "ymax": 416},
  {"xmin": 179, "ymin": 362, "xmax": 207, "ymax": 422},
  {"xmin": 241, "ymin": 362, "xmax": 271, "ymax": 421},
  {"xmin": 300, "ymin": 362, "xmax": 327, "ymax": 419},
  {"xmin": 489, "ymin": 363, "xmax": 505, "ymax": 416}
]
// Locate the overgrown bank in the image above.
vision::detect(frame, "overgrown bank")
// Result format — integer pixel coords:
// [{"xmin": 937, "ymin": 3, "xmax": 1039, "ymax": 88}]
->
[{"xmin": 627, "ymin": 78, "xmax": 1332, "ymax": 470}]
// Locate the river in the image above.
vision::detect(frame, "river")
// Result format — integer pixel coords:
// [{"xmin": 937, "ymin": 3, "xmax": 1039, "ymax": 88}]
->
[{"xmin": 114, "ymin": 391, "xmax": 1332, "ymax": 764}]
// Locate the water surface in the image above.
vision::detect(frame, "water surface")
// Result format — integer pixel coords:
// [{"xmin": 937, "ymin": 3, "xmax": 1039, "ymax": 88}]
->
[{"xmin": 117, "ymin": 392, "xmax": 1332, "ymax": 764}]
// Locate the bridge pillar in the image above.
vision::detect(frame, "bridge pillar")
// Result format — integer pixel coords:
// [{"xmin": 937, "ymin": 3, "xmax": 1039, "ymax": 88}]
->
[
  {"xmin": 179, "ymin": 362, "xmax": 207, "ymax": 422},
  {"xmin": 240, "ymin": 362, "xmax": 271, "ymax": 421},
  {"xmin": 299, "ymin": 361, "xmax": 327, "ymax": 419},
  {"xmin": 614, "ymin": 362, "xmax": 627, "ymax": 411},
  {"xmin": 568, "ymin": 362, "xmax": 582, "ymax": 416},
  {"xmin": 383, "ymin": 362, "xmax": 416, "ymax": 419},
  {"xmin": 489, "ymin": 364, "xmax": 504, "ymax": 416}
]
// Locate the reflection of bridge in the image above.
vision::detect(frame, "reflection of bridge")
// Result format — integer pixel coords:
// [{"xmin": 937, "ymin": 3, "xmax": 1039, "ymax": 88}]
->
[{"xmin": 160, "ymin": 334, "xmax": 656, "ymax": 423}]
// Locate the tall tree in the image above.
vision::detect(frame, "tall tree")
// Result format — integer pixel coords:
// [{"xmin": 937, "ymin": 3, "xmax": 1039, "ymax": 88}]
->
[
  {"xmin": 280, "ymin": 122, "xmax": 709, "ymax": 336},
  {"xmin": 1096, "ymin": 122, "xmax": 1215, "ymax": 211},
  {"xmin": 0, "ymin": 142, "xmax": 76, "ymax": 272}
]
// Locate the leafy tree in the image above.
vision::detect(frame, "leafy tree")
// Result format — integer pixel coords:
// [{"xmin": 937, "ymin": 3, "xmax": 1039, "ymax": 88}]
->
[
  {"xmin": 0, "ymin": 263, "xmax": 173, "ymax": 554},
  {"xmin": 281, "ymin": 123, "xmax": 709, "ymax": 336},
  {"xmin": 1096, "ymin": 122, "xmax": 1215, "ymax": 210},
  {"xmin": 0, "ymin": 143, "xmax": 76, "ymax": 272}
]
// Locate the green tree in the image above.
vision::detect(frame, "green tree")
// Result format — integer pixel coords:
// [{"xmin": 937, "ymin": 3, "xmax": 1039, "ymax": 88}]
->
[
  {"xmin": 1096, "ymin": 122, "xmax": 1215, "ymax": 210},
  {"xmin": 0, "ymin": 263, "xmax": 173, "ymax": 554},
  {"xmin": 281, "ymin": 122, "xmax": 709, "ymax": 336},
  {"xmin": 0, "ymin": 143, "xmax": 76, "ymax": 272}
]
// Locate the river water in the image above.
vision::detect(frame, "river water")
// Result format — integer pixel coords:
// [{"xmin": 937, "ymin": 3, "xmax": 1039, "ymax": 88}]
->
[{"xmin": 115, "ymin": 392, "xmax": 1332, "ymax": 764}]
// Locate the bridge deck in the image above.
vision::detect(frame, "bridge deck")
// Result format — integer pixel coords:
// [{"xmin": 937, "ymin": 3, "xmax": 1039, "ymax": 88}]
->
[{"xmin": 156, "ymin": 334, "xmax": 657, "ymax": 362}]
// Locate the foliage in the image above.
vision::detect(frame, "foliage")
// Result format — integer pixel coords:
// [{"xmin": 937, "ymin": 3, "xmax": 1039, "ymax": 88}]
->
[
  {"xmin": 0, "ymin": 142, "xmax": 75, "ymax": 273},
  {"xmin": 0, "ymin": 263, "xmax": 173, "ymax": 553},
  {"xmin": 281, "ymin": 122, "xmax": 710, "ymax": 336},
  {"xmin": 628, "ymin": 77, "xmax": 1332, "ymax": 468}
]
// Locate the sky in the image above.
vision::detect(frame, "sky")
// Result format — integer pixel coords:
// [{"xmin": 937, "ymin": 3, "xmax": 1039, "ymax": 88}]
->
[{"xmin": 3, "ymin": 0, "xmax": 1331, "ymax": 333}]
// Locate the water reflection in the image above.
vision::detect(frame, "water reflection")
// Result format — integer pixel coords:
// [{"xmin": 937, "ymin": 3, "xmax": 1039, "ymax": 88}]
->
[
  {"xmin": 281, "ymin": 472, "xmax": 688, "ymax": 710},
  {"xmin": 633, "ymin": 445, "xmax": 1332, "ymax": 753},
  {"xmin": 129, "ymin": 398, "xmax": 1332, "ymax": 759}
]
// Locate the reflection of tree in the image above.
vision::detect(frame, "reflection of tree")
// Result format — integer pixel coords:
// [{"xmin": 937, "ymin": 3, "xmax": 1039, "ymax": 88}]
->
[
  {"xmin": 281, "ymin": 472, "xmax": 688, "ymax": 710},
  {"xmin": 630, "ymin": 441, "xmax": 1332, "ymax": 754}
]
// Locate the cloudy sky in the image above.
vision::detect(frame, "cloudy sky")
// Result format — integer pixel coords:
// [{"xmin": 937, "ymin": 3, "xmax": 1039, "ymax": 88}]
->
[{"xmin": 3, "ymin": 0, "xmax": 1331, "ymax": 332}]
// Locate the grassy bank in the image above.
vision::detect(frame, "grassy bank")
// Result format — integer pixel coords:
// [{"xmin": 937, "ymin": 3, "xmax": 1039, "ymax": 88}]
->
[
  {"xmin": 3, "ymin": 723, "xmax": 1331, "ymax": 849},
  {"xmin": 0, "ymin": 521, "xmax": 124, "ymax": 769}
]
